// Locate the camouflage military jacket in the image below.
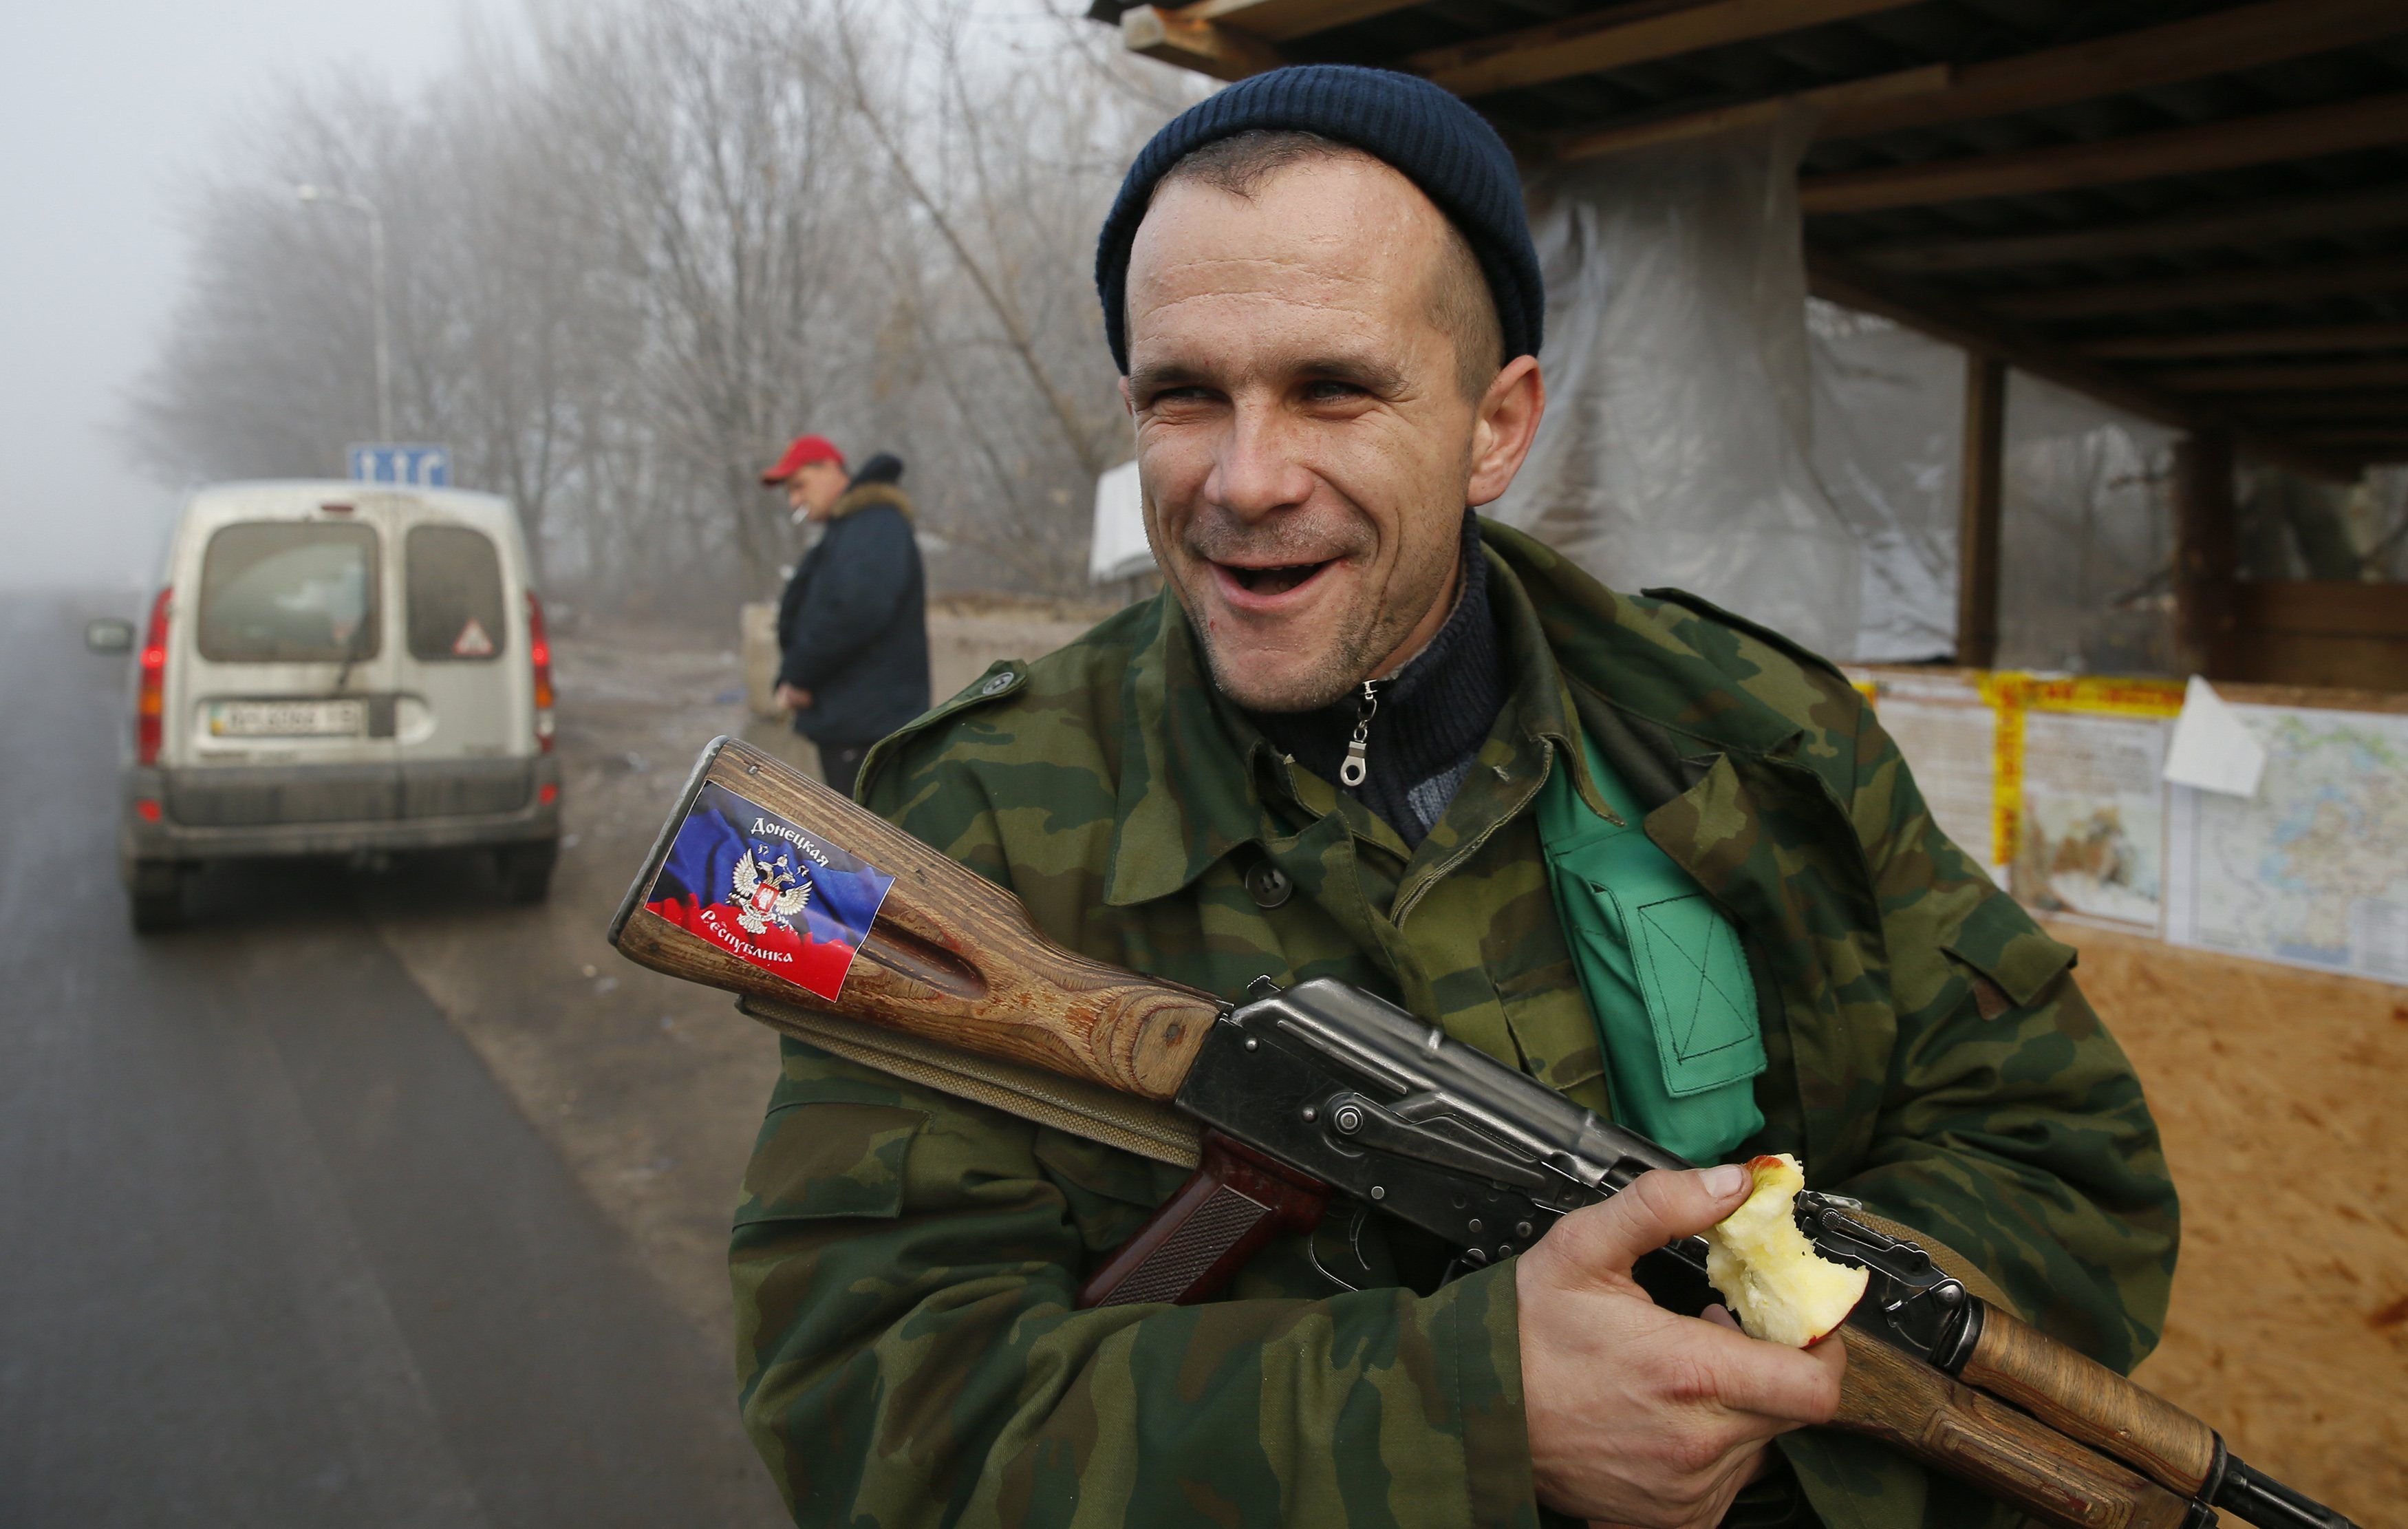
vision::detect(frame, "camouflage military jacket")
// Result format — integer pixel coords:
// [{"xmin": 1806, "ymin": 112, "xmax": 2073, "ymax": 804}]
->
[{"xmin": 730, "ymin": 520, "xmax": 2178, "ymax": 1529}]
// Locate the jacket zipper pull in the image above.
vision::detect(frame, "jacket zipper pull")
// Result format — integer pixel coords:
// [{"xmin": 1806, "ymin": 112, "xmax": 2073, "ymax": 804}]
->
[{"xmin": 1340, "ymin": 680, "xmax": 1379, "ymax": 788}]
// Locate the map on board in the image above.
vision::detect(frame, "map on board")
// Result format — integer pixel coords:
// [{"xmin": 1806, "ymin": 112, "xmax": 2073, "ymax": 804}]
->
[
  {"xmin": 2166, "ymin": 704, "xmax": 2408, "ymax": 983},
  {"xmin": 2012, "ymin": 710, "xmax": 2169, "ymax": 930}
]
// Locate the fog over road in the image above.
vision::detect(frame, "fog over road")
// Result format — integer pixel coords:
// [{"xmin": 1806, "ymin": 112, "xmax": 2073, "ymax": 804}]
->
[{"xmin": 0, "ymin": 590, "xmax": 781, "ymax": 1526}]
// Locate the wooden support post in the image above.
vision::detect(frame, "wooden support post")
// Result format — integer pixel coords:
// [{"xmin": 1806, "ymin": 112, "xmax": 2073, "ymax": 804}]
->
[
  {"xmin": 1956, "ymin": 354, "xmax": 2007, "ymax": 670},
  {"xmin": 2171, "ymin": 430, "xmax": 2240, "ymax": 680}
]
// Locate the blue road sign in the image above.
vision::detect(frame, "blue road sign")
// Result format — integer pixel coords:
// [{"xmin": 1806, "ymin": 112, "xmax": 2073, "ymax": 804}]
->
[{"xmin": 348, "ymin": 443, "xmax": 452, "ymax": 486}]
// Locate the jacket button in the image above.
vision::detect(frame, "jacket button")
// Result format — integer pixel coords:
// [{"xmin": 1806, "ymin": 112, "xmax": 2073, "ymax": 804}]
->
[
  {"xmin": 1245, "ymin": 862, "xmax": 1292, "ymax": 908},
  {"xmin": 978, "ymin": 670, "xmax": 1015, "ymax": 696}
]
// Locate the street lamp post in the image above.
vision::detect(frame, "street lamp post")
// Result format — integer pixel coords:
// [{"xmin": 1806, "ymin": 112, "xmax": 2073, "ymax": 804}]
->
[{"xmin": 295, "ymin": 183, "xmax": 392, "ymax": 442}]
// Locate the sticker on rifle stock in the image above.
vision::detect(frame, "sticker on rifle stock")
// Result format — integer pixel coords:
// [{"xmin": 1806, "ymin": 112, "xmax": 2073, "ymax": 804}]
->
[{"xmin": 641, "ymin": 780, "xmax": 895, "ymax": 1001}]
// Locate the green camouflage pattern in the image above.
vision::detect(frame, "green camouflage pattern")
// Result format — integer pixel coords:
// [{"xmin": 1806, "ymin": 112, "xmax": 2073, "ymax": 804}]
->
[{"xmin": 729, "ymin": 517, "xmax": 2179, "ymax": 1528}]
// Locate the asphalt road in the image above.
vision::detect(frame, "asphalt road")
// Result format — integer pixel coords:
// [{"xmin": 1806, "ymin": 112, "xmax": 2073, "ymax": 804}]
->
[{"xmin": 0, "ymin": 592, "xmax": 784, "ymax": 1528}]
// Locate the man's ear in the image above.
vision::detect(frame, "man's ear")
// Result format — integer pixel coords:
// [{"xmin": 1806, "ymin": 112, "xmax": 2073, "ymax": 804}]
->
[
  {"xmin": 1119, "ymin": 375, "xmax": 1136, "ymax": 416},
  {"xmin": 1466, "ymin": 355, "xmax": 1545, "ymax": 508}
]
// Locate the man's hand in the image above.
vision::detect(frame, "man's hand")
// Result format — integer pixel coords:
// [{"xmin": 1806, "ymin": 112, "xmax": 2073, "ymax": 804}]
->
[
  {"xmin": 774, "ymin": 683, "xmax": 812, "ymax": 711},
  {"xmin": 1516, "ymin": 1164, "xmax": 1846, "ymax": 1528}
]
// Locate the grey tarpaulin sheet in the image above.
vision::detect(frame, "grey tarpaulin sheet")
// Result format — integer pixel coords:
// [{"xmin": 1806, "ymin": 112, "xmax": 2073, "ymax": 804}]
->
[
  {"xmin": 1490, "ymin": 122, "xmax": 2406, "ymax": 669},
  {"xmin": 1492, "ymin": 121, "xmax": 2045, "ymax": 665},
  {"xmin": 1492, "ymin": 120, "xmax": 1867, "ymax": 660},
  {"xmin": 1996, "ymin": 374, "xmax": 2180, "ymax": 674}
]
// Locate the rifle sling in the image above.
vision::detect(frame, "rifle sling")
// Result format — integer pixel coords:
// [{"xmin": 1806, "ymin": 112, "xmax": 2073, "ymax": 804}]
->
[{"xmin": 740, "ymin": 994, "xmax": 1205, "ymax": 1169}]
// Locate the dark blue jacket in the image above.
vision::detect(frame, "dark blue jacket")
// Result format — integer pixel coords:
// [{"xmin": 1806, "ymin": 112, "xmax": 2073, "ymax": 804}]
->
[{"xmin": 775, "ymin": 477, "xmax": 929, "ymax": 746}]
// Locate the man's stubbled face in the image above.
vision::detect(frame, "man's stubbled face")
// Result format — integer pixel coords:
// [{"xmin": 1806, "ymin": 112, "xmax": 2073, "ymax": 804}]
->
[{"xmin": 1121, "ymin": 155, "xmax": 1534, "ymax": 713}]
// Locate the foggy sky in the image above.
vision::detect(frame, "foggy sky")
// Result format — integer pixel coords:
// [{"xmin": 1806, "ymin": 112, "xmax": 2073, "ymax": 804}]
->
[{"xmin": 0, "ymin": 0, "xmax": 509, "ymax": 589}]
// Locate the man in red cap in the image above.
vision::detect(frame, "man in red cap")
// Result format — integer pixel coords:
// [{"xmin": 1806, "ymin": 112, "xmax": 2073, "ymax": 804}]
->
[
  {"xmin": 759, "ymin": 435, "xmax": 929, "ymax": 795},
  {"xmin": 762, "ymin": 434, "xmax": 849, "ymax": 524}
]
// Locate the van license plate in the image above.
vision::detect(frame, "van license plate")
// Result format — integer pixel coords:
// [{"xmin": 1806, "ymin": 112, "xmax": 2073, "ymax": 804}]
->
[{"xmin": 208, "ymin": 699, "xmax": 367, "ymax": 738}]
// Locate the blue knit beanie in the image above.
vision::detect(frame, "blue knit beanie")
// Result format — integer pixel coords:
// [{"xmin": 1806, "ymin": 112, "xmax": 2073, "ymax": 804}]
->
[{"xmin": 1096, "ymin": 65, "xmax": 1542, "ymax": 374}]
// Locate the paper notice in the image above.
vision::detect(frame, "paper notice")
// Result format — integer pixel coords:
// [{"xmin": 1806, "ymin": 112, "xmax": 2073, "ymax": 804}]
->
[
  {"xmin": 2161, "ymin": 675, "xmax": 2266, "ymax": 798},
  {"xmin": 2014, "ymin": 709, "xmax": 2168, "ymax": 930}
]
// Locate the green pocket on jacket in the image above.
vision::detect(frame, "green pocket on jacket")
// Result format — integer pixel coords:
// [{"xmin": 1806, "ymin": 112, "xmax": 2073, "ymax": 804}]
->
[
  {"xmin": 1538, "ymin": 729, "xmax": 1769, "ymax": 1164},
  {"xmin": 735, "ymin": 1101, "xmax": 928, "ymax": 1225},
  {"xmin": 1613, "ymin": 888, "xmax": 1768, "ymax": 1097}
]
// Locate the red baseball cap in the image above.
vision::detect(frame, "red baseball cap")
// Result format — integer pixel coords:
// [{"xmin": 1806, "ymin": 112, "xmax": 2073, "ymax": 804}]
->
[{"xmin": 762, "ymin": 434, "xmax": 846, "ymax": 484}]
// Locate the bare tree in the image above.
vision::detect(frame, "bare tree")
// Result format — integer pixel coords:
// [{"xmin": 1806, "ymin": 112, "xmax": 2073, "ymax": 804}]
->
[{"xmin": 129, "ymin": 0, "xmax": 1200, "ymax": 617}]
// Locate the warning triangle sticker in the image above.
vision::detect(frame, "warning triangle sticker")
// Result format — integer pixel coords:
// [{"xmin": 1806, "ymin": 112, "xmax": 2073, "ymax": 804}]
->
[{"xmin": 452, "ymin": 617, "xmax": 495, "ymax": 657}]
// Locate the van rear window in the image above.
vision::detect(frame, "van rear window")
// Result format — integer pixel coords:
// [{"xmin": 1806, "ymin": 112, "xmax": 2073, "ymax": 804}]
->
[
  {"xmin": 405, "ymin": 524, "xmax": 508, "ymax": 662},
  {"xmin": 197, "ymin": 522, "xmax": 380, "ymax": 663}
]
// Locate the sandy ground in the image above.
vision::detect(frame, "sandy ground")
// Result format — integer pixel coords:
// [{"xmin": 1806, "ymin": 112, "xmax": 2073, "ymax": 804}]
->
[
  {"xmin": 365, "ymin": 604, "xmax": 2402, "ymax": 1525},
  {"xmin": 2077, "ymin": 921, "xmax": 2408, "ymax": 1525}
]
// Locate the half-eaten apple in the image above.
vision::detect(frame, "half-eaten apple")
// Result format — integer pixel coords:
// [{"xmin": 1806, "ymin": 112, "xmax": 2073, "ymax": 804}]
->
[{"xmin": 1701, "ymin": 1153, "xmax": 1869, "ymax": 1348}]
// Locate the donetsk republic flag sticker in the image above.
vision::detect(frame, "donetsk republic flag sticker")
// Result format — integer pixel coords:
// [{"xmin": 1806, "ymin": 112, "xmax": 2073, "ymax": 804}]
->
[{"xmin": 641, "ymin": 781, "xmax": 896, "ymax": 1001}]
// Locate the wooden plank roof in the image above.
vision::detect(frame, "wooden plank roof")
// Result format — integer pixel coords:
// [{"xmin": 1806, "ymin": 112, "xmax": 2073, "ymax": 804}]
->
[{"xmin": 1093, "ymin": 0, "xmax": 2408, "ymax": 475}]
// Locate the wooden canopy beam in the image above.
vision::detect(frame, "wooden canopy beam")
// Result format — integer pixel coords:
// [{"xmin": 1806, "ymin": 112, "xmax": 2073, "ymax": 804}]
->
[
  {"xmin": 1555, "ymin": 64, "xmax": 1947, "ymax": 162},
  {"xmin": 2289, "ymin": 431, "xmax": 2408, "ymax": 464},
  {"xmin": 2297, "ymin": 428, "xmax": 2408, "ymax": 444},
  {"xmin": 1538, "ymin": 0, "xmax": 2407, "ymax": 172},
  {"xmin": 2077, "ymin": 322, "xmax": 2408, "ymax": 361},
  {"xmin": 1409, "ymin": 0, "xmax": 1919, "ymax": 101},
  {"xmin": 1549, "ymin": 0, "xmax": 2406, "ymax": 167},
  {"xmin": 1164, "ymin": 0, "xmax": 1428, "ymax": 43},
  {"xmin": 1851, "ymin": 182, "xmax": 2408, "ymax": 275},
  {"xmin": 1807, "ymin": 250, "xmax": 2190, "ymax": 427},
  {"xmin": 1805, "ymin": 247, "xmax": 2353, "ymax": 480},
  {"xmin": 2228, "ymin": 392, "xmax": 2408, "ymax": 420},
  {"xmin": 1984, "ymin": 253, "xmax": 2408, "ymax": 321},
  {"xmin": 1800, "ymin": 92, "xmax": 2408, "ymax": 215},
  {"xmin": 1121, "ymin": 3, "xmax": 1286, "ymax": 81},
  {"xmin": 1820, "ymin": 0, "xmax": 2408, "ymax": 141},
  {"xmin": 2154, "ymin": 360, "xmax": 2408, "ymax": 393}
]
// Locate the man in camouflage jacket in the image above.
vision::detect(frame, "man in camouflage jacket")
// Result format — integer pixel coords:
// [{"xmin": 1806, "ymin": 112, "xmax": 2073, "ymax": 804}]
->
[{"xmin": 731, "ymin": 66, "xmax": 2176, "ymax": 1529}]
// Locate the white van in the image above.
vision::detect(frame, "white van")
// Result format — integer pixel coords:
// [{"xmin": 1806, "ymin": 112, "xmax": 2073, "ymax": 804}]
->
[{"xmin": 92, "ymin": 480, "xmax": 562, "ymax": 930}]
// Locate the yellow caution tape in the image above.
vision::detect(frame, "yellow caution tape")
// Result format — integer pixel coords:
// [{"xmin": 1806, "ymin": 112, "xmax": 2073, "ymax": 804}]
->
[
  {"xmin": 2021, "ymin": 676, "xmax": 2185, "ymax": 720},
  {"xmin": 1858, "ymin": 669, "xmax": 2185, "ymax": 872}
]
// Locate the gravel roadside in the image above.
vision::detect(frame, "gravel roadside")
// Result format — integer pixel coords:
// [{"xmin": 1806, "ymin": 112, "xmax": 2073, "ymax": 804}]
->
[{"xmin": 360, "ymin": 601, "xmax": 1108, "ymax": 1357}]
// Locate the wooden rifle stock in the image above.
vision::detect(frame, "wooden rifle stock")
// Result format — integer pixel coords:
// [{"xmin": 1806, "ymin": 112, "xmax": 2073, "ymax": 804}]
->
[{"xmin": 610, "ymin": 736, "xmax": 1221, "ymax": 1101}]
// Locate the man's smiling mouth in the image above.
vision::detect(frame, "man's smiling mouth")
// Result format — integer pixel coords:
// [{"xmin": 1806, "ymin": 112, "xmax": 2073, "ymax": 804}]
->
[{"xmin": 1221, "ymin": 560, "xmax": 1333, "ymax": 596}]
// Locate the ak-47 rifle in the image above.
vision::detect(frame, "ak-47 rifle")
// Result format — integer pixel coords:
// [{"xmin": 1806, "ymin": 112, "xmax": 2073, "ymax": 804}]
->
[{"xmin": 611, "ymin": 736, "xmax": 2356, "ymax": 1529}]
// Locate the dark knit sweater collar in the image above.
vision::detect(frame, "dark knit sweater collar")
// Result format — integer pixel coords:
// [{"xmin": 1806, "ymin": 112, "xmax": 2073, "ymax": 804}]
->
[{"xmin": 1249, "ymin": 515, "xmax": 1505, "ymax": 845}]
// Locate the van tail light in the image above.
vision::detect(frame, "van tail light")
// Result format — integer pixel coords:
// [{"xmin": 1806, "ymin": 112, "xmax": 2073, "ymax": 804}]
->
[
  {"xmin": 527, "ymin": 590, "xmax": 555, "ymax": 753},
  {"xmin": 136, "ymin": 586, "xmax": 171, "ymax": 766}
]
